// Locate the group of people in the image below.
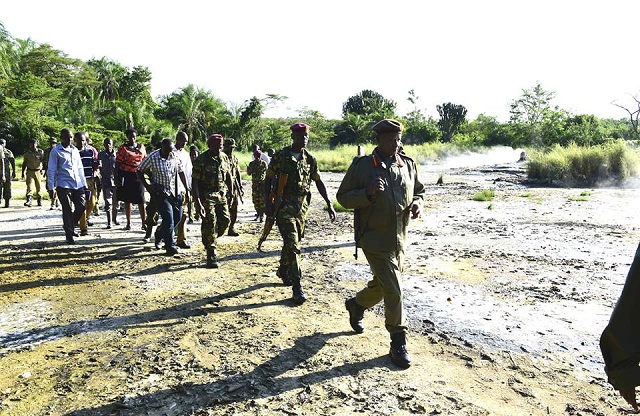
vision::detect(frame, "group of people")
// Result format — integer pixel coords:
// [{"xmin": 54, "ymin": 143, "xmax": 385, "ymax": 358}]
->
[{"xmin": 9, "ymin": 119, "xmax": 640, "ymax": 400}]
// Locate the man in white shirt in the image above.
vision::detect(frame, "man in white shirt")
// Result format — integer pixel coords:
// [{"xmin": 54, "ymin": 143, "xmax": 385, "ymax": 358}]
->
[
  {"xmin": 47, "ymin": 128, "xmax": 87, "ymax": 244},
  {"xmin": 174, "ymin": 131, "xmax": 193, "ymax": 249}
]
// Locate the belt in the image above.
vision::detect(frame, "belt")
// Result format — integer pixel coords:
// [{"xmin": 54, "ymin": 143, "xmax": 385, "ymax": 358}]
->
[{"xmin": 27, "ymin": 168, "xmax": 40, "ymax": 171}]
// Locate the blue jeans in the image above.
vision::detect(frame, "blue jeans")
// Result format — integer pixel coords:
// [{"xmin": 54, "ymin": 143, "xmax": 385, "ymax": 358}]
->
[{"xmin": 153, "ymin": 193, "xmax": 182, "ymax": 250}]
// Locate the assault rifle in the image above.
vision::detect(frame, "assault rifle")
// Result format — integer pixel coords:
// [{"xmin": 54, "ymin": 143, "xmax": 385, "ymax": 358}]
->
[{"xmin": 257, "ymin": 173, "xmax": 288, "ymax": 251}]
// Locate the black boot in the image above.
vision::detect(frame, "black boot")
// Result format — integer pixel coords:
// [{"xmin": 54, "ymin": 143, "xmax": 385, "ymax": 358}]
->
[
  {"xmin": 24, "ymin": 195, "xmax": 32, "ymax": 207},
  {"xmin": 345, "ymin": 297, "xmax": 365, "ymax": 333},
  {"xmin": 3, "ymin": 199, "xmax": 8, "ymax": 208},
  {"xmin": 389, "ymin": 332, "xmax": 411, "ymax": 369},
  {"xmin": 292, "ymin": 282, "xmax": 307, "ymax": 305},
  {"xmin": 36, "ymin": 196, "xmax": 42, "ymax": 206},
  {"xmin": 206, "ymin": 248, "xmax": 219, "ymax": 269},
  {"xmin": 276, "ymin": 266, "xmax": 292, "ymax": 286}
]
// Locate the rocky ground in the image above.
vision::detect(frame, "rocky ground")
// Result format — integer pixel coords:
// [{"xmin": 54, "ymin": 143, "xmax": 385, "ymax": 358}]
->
[{"xmin": 0, "ymin": 151, "xmax": 638, "ymax": 415}]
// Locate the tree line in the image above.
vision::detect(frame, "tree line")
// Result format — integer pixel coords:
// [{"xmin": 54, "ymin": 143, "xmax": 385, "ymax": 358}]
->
[{"xmin": 0, "ymin": 22, "xmax": 637, "ymax": 155}]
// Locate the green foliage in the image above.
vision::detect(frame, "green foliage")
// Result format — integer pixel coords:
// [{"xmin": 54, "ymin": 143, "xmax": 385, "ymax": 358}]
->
[
  {"xmin": 332, "ymin": 90, "xmax": 397, "ymax": 146},
  {"xmin": 526, "ymin": 140, "xmax": 640, "ymax": 185},
  {"xmin": 332, "ymin": 200, "xmax": 352, "ymax": 212},
  {"xmin": 437, "ymin": 102, "xmax": 467, "ymax": 142},
  {"xmin": 472, "ymin": 189, "xmax": 495, "ymax": 202}
]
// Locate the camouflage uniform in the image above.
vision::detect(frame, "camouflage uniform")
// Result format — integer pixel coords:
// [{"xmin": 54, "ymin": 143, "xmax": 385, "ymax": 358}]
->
[
  {"xmin": 1, "ymin": 147, "xmax": 14, "ymax": 204},
  {"xmin": 192, "ymin": 150, "xmax": 231, "ymax": 250},
  {"xmin": 247, "ymin": 158, "xmax": 267, "ymax": 217},
  {"xmin": 266, "ymin": 146, "xmax": 322, "ymax": 285},
  {"xmin": 226, "ymin": 152, "xmax": 241, "ymax": 232}
]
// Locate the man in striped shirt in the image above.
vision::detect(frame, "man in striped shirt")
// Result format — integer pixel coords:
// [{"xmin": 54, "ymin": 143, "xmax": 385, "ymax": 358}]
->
[
  {"xmin": 137, "ymin": 138, "xmax": 189, "ymax": 256},
  {"xmin": 75, "ymin": 132, "xmax": 98, "ymax": 236}
]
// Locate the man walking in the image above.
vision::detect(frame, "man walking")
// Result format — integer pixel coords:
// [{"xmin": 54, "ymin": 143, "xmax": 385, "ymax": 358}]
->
[
  {"xmin": 223, "ymin": 138, "xmax": 242, "ymax": 236},
  {"xmin": 98, "ymin": 138, "xmax": 119, "ymax": 228},
  {"xmin": 174, "ymin": 131, "xmax": 193, "ymax": 249},
  {"xmin": 21, "ymin": 138, "xmax": 44, "ymax": 207},
  {"xmin": 137, "ymin": 138, "xmax": 189, "ymax": 256},
  {"xmin": 47, "ymin": 129, "xmax": 87, "ymax": 244},
  {"xmin": 43, "ymin": 137, "xmax": 59, "ymax": 209},
  {"xmin": 264, "ymin": 122, "xmax": 336, "ymax": 305},
  {"xmin": 192, "ymin": 134, "xmax": 232, "ymax": 268},
  {"xmin": 336, "ymin": 119, "xmax": 425, "ymax": 369},
  {"xmin": 0, "ymin": 138, "xmax": 15, "ymax": 207},
  {"xmin": 75, "ymin": 132, "xmax": 98, "ymax": 236}
]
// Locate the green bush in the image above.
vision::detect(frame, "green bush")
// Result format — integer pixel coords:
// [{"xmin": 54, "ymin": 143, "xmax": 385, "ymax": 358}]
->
[
  {"xmin": 526, "ymin": 140, "xmax": 639, "ymax": 185},
  {"xmin": 472, "ymin": 189, "xmax": 495, "ymax": 201}
]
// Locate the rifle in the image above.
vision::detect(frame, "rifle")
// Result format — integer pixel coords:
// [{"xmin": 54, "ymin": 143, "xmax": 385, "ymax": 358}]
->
[
  {"xmin": 234, "ymin": 175, "xmax": 244, "ymax": 204},
  {"xmin": 257, "ymin": 173, "xmax": 288, "ymax": 251}
]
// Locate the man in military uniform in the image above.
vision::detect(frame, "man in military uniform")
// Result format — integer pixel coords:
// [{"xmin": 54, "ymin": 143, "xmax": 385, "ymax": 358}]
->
[
  {"xmin": 601, "ymin": 243, "xmax": 640, "ymax": 411},
  {"xmin": 192, "ymin": 134, "xmax": 233, "ymax": 268},
  {"xmin": 223, "ymin": 138, "xmax": 243, "ymax": 236},
  {"xmin": 21, "ymin": 138, "xmax": 44, "ymax": 207},
  {"xmin": 247, "ymin": 149, "xmax": 267, "ymax": 221},
  {"xmin": 0, "ymin": 138, "xmax": 12, "ymax": 207},
  {"xmin": 43, "ymin": 137, "xmax": 59, "ymax": 209},
  {"xmin": 336, "ymin": 119, "xmax": 425, "ymax": 369},
  {"xmin": 264, "ymin": 122, "xmax": 336, "ymax": 305},
  {"xmin": 0, "ymin": 139, "xmax": 9, "ymax": 208}
]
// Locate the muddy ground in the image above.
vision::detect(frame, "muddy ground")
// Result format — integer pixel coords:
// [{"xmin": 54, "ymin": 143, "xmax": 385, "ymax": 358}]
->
[{"xmin": 0, "ymin": 149, "xmax": 638, "ymax": 415}]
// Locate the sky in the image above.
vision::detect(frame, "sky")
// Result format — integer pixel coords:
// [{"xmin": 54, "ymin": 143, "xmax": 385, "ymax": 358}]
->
[{"xmin": 2, "ymin": 0, "xmax": 640, "ymax": 122}]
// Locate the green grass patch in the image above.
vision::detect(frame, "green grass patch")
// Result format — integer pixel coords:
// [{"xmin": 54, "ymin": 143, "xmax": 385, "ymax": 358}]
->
[
  {"xmin": 472, "ymin": 189, "xmax": 495, "ymax": 201},
  {"xmin": 568, "ymin": 196, "xmax": 589, "ymax": 202},
  {"xmin": 526, "ymin": 140, "xmax": 640, "ymax": 185},
  {"xmin": 520, "ymin": 192, "xmax": 532, "ymax": 198},
  {"xmin": 331, "ymin": 200, "xmax": 352, "ymax": 212}
]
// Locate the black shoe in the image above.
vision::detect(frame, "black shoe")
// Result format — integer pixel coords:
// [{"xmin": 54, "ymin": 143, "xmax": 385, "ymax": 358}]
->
[
  {"xmin": 165, "ymin": 246, "xmax": 179, "ymax": 256},
  {"xmin": 36, "ymin": 197, "xmax": 42, "ymax": 206},
  {"xmin": 389, "ymin": 332, "xmax": 411, "ymax": 369},
  {"xmin": 292, "ymin": 284, "xmax": 307, "ymax": 305},
  {"xmin": 3, "ymin": 200, "xmax": 8, "ymax": 208},
  {"xmin": 176, "ymin": 241, "xmax": 191, "ymax": 249},
  {"xmin": 72, "ymin": 232, "xmax": 80, "ymax": 237},
  {"xmin": 345, "ymin": 298, "xmax": 365, "ymax": 334},
  {"xmin": 80, "ymin": 229, "xmax": 89, "ymax": 236},
  {"xmin": 87, "ymin": 221, "xmax": 94, "ymax": 227},
  {"xmin": 66, "ymin": 237, "xmax": 76, "ymax": 245},
  {"xmin": 187, "ymin": 218, "xmax": 193, "ymax": 224},
  {"xmin": 106, "ymin": 225, "xmax": 111, "ymax": 229},
  {"xmin": 227, "ymin": 229, "xmax": 239, "ymax": 237},
  {"xmin": 24, "ymin": 201, "xmax": 32, "ymax": 207},
  {"xmin": 124, "ymin": 224, "xmax": 131, "ymax": 231}
]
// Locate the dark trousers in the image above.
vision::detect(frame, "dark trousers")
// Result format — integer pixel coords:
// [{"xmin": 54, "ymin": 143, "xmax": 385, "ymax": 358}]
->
[
  {"xmin": 57, "ymin": 187, "xmax": 86, "ymax": 240},
  {"xmin": 153, "ymin": 194, "xmax": 182, "ymax": 250}
]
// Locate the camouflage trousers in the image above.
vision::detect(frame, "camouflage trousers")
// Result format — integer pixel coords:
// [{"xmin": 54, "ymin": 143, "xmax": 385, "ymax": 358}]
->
[
  {"xmin": 251, "ymin": 179, "xmax": 265, "ymax": 216},
  {"xmin": 201, "ymin": 192, "xmax": 230, "ymax": 249},
  {"xmin": 276, "ymin": 199, "xmax": 309, "ymax": 283}
]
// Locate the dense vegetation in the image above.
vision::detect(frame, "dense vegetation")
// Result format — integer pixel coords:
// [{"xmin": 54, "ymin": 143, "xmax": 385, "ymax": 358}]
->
[{"xmin": 1, "ymin": 22, "xmax": 639, "ymax": 184}]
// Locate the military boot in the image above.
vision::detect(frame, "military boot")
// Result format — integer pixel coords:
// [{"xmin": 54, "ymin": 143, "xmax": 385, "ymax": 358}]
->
[
  {"xmin": 292, "ymin": 282, "xmax": 307, "ymax": 305},
  {"xmin": 112, "ymin": 208, "xmax": 119, "ymax": 226},
  {"xmin": 24, "ymin": 195, "xmax": 32, "ymax": 207},
  {"xmin": 206, "ymin": 248, "xmax": 219, "ymax": 269},
  {"xmin": 276, "ymin": 266, "xmax": 292, "ymax": 286},
  {"xmin": 345, "ymin": 297, "xmax": 365, "ymax": 333},
  {"xmin": 3, "ymin": 199, "xmax": 8, "ymax": 208},
  {"xmin": 36, "ymin": 196, "xmax": 42, "ymax": 206},
  {"xmin": 389, "ymin": 332, "xmax": 411, "ymax": 369}
]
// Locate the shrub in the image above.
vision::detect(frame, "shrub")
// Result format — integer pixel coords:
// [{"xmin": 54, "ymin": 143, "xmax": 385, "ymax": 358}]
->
[{"xmin": 472, "ymin": 189, "xmax": 495, "ymax": 201}]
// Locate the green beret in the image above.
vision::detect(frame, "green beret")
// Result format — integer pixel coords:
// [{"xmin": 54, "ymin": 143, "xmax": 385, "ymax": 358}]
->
[{"xmin": 372, "ymin": 119, "xmax": 403, "ymax": 134}]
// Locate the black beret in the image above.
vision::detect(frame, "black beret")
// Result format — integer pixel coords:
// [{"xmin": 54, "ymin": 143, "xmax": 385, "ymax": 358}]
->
[{"xmin": 372, "ymin": 119, "xmax": 403, "ymax": 133}]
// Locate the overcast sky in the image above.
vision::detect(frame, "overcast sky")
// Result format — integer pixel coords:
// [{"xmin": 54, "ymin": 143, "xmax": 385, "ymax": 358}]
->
[{"xmin": 3, "ymin": 0, "xmax": 639, "ymax": 121}]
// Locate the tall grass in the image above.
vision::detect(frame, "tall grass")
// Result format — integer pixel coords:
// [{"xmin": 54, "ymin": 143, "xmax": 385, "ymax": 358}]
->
[{"xmin": 526, "ymin": 140, "xmax": 640, "ymax": 185}]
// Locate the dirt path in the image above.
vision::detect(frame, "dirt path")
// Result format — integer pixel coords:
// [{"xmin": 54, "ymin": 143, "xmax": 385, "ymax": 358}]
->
[{"xmin": 0, "ymin": 156, "xmax": 637, "ymax": 415}]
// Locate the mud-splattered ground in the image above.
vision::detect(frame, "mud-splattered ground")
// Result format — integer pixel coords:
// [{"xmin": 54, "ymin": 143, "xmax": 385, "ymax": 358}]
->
[{"xmin": 0, "ymin": 150, "xmax": 638, "ymax": 415}]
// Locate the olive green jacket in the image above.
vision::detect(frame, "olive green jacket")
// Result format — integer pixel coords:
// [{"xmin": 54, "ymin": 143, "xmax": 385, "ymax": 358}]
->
[
  {"xmin": 600, "ymin": 242, "xmax": 640, "ymax": 390},
  {"xmin": 336, "ymin": 149, "xmax": 425, "ymax": 253}
]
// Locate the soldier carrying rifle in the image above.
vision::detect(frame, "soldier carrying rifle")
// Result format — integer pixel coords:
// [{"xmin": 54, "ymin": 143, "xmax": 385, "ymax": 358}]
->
[{"xmin": 263, "ymin": 122, "xmax": 336, "ymax": 305}]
